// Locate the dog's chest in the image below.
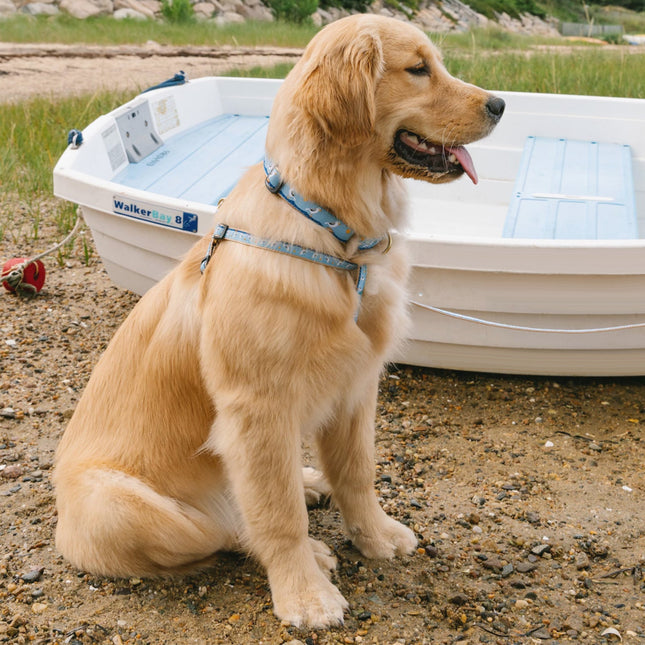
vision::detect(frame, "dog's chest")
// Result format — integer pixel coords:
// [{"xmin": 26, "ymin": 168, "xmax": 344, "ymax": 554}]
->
[{"xmin": 354, "ymin": 256, "xmax": 409, "ymax": 361}]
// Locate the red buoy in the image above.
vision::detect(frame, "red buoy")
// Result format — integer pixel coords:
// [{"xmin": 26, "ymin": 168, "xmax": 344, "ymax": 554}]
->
[{"xmin": 1, "ymin": 258, "xmax": 46, "ymax": 295}]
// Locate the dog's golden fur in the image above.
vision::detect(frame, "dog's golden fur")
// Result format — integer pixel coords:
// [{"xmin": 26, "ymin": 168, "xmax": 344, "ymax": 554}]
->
[{"xmin": 54, "ymin": 15, "xmax": 502, "ymax": 628}]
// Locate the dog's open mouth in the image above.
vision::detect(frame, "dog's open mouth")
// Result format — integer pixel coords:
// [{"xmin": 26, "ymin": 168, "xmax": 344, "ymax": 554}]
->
[{"xmin": 394, "ymin": 130, "xmax": 478, "ymax": 184}]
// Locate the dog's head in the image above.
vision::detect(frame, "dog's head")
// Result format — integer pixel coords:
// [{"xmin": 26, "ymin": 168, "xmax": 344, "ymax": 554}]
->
[{"xmin": 267, "ymin": 15, "xmax": 504, "ymax": 186}]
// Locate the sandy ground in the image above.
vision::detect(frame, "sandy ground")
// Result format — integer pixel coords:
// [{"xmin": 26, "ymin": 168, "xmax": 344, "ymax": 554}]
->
[
  {"xmin": 1, "ymin": 46, "xmax": 645, "ymax": 645},
  {"xmin": 0, "ymin": 43, "xmax": 303, "ymax": 104}
]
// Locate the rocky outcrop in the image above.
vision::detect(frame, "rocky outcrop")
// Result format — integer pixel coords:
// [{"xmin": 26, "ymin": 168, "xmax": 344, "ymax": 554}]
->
[{"xmin": 0, "ymin": 0, "xmax": 560, "ymax": 36}]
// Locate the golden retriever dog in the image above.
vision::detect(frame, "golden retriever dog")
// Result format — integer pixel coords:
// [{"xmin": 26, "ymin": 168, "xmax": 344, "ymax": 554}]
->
[{"xmin": 54, "ymin": 14, "xmax": 504, "ymax": 628}]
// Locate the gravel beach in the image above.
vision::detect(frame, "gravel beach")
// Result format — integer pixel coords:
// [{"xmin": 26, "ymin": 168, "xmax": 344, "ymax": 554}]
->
[{"xmin": 2, "ymin": 205, "xmax": 644, "ymax": 645}]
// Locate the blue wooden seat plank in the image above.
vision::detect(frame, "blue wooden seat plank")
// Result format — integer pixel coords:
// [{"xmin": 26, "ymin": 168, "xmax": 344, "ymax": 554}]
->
[
  {"xmin": 114, "ymin": 114, "xmax": 269, "ymax": 204},
  {"xmin": 503, "ymin": 136, "xmax": 637, "ymax": 240}
]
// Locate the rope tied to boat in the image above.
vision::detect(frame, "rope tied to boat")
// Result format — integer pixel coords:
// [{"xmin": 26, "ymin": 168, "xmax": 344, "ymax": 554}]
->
[{"xmin": 410, "ymin": 300, "xmax": 645, "ymax": 334}]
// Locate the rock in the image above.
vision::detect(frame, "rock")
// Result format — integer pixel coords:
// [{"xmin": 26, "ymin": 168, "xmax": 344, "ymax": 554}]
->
[
  {"xmin": 21, "ymin": 2, "xmax": 61, "ymax": 13},
  {"xmin": 192, "ymin": 1, "xmax": 215, "ymax": 17},
  {"xmin": 449, "ymin": 593, "xmax": 469, "ymax": 606},
  {"xmin": 31, "ymin": 602, "xmax": 48, "ymax": 614},
  {"xmin": 482, "ymin": 556, "xmax": 504, "ymax": 571},
  {"xmin": 1, "ymin": 464, "xmax": 24, "ymax": 479},
  {"xmin": 531, "ymin": 544, "xmax": 551, "ymax": 557},
  {"xmin": 0, "ymin": 0, "xmax": 17, "ymax": 14},
  {"xmin": 214, "ymin": 9, "xmax": 244, "ymax": 24},
  {"xmin": 563, "ymin": 614, "xmax": 583, "ymax": 632},
  {"xmin": 516, "ymin": 561, "xmax": 538, "ymax": 573},
  {"xmin": 501, "ymin": 563, "xmax": 514, "ymax": 578},
  {"xmin": 575, "ymin": 552, "xmax": 590, "ymax": 570},
  {"xmin": 59, "ymin": 0, "xmax": 112, "ymax": 18},
  {"xmin": 237, "ymin": 2, "xmax": 271, "ymax": 20},
  {"xmin": 113, "ymin": 0, "xmax": 155, "ymax": 16},
  {"xmin": 113, "ymin": 6, "xmax": 148, "ymax": 18},
  {"xmin": 21, "ymin": 567, "xmax": 44, "ymax": 583}
]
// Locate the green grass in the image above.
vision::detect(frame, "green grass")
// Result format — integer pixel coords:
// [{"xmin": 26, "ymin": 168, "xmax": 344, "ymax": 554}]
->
[
  {"xmin": 0, "ymin": 90, "xmax": 132, "ymax": 243},
  {"xmin": 222, "ymin": 63, "xmax": 295, "ymax": 78},
  {"xmin": 0, "ymin": 90, "xmax": 133, "ymax": 197},
  {"xmin": 0, "ymin": 14, "xmax": 318, "ymax": 47},
  {"xmin": 433, "ymin": 26, "xmax": 563, "ymax": 50},
  {"xmin": 445, "ymin": 48, "xmax": 644, "ymax": 97},
  {"xmin": 590, "ymin": 5, "xmax": 645, "ymax": 32}
]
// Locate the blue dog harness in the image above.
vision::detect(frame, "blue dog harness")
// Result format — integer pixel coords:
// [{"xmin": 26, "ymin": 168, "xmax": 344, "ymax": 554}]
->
[{"xmin": 200, "ymin": 158, "xmax": 389, "ymax": 320}]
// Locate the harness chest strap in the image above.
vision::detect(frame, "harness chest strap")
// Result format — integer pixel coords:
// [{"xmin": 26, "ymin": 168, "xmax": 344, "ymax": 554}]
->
[{"xmin": 200, "ymin": 224, "xmax": 369, "ymax": 318}]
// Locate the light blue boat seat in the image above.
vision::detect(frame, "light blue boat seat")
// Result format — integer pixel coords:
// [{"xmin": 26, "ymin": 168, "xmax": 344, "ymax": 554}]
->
[
  {"xmin": 114, "ymin": 113, "xmax": 270, "ymax": 205},
  {"xmin": 503, "ymin": 136, "xmax": 637, "ymax": 239}
]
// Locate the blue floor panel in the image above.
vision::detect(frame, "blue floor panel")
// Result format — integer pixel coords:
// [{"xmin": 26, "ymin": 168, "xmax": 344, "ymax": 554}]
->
[{"xmin": 114, "ymin": 114, "xmax": 269, "ymax": 205}]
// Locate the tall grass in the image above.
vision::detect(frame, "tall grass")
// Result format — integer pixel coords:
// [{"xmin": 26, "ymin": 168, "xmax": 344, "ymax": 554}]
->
[
  {"xmin": 0, "ymin": 90, "xmax": 132, "ymax": 243},
  {"xmin": 0, "ymin": 14, "xmax": 318, "ymax": 47},
  {"xmin": 0, "ymin": 90, "xmax": 133, "ymax": 197},
  {"xmin": 445, "ymin": 48, "xmax": 643, "ymax": 97}
]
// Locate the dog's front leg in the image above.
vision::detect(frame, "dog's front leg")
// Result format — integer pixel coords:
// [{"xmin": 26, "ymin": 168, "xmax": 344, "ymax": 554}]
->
[
  {"xmin": 209, "ymin": 404, "xmax": 348, "ymax": 629},
  {"xmin": 317, "ymin": 378, "xmax": 418, "ymax": 559}
]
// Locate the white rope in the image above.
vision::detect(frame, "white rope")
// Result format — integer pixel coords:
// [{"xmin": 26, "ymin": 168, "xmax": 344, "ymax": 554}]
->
[
  {"xmin": 28, "ymin": 215, "xmax": 82, "ymax": 265},
  {"xmin": 410, "ymin": 299, "xmax": 645, "ymax": 334}
]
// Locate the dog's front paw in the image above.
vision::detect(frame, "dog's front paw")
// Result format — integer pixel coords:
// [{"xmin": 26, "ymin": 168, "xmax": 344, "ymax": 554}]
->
[
  {"xmin": 349, "ymin": 514, "xmax": 417, "ymax": 560},
  {"xmin": 271, "ymin": 570, "xmax": 348, "ymax": 629}
]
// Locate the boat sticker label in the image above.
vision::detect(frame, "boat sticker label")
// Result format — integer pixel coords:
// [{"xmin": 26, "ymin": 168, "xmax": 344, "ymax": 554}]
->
[
  {"xmin": 102, "ymin": 124, "xmax": 127, "ymax": 172},
  {"xmin": 115, "ymin": 101, "xmax": 163, "ymax": 163},
  {"xmin": 113, "ymin": 196, "xmax": 198, "ymax": 233},
  {"xmin": 152, "ymin": 95, "xmax": 180, "ymax": 135}
]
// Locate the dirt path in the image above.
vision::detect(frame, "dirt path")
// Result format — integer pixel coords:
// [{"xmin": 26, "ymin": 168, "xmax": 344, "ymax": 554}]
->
[{"xmin": 0, "ymin": 43, "xmax": 303, "ymax": 103}]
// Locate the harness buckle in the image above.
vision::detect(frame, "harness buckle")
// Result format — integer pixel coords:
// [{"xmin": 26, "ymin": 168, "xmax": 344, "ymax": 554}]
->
[
  {"xmin": 382, "ymin": 231, "xmax": 393, "ymax": 254},
  {"xmin": 200, "ymin": 224, "xmax": 229, "ymax": 274},
  {"xmin": 265, "ymin": 165, "xmax": 283, "ymax": 194}
]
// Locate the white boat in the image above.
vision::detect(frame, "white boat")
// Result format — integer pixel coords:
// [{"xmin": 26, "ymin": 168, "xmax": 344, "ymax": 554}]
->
[{"xmin": 53, "ymin": 75, "xmax": 645, "ymax": 377}]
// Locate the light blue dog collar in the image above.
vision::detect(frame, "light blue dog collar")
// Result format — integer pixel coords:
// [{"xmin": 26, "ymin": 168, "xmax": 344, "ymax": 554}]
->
[{"xmin": 263, "ymin": 158, "xmax": 383, "ymax": 251}]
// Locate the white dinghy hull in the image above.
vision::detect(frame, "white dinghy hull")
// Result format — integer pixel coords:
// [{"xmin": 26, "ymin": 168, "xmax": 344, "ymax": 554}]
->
[{"xmin": 53, "ymin": 76, "xmax": 645, "ymax": 376}]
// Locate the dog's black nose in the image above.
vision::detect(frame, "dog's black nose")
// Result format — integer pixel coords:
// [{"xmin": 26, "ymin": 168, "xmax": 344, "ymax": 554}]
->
[{"xmin": 486, "ymin": 96, "xmax": 505, "ymax": 122}]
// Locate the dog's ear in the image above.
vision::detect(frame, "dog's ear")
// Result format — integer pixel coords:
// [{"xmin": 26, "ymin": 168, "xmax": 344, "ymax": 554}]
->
[{"xmin": 295, "ymin": 28, "xmax": 383, "ymax": 147}]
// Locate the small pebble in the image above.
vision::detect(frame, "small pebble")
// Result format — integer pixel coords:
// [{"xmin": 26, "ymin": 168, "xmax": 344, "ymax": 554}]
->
[
  {"xmin": 575, "ymin": 553, "xmax": 590, "ymax": 570},
  {"xmin": 1, "ymin": 464, "xmax": 24, "ymax": 479},
  {"xmin": 21, "ymin": 567, "xmax": 44, "ymax": 583},
  {"xmin": 501, "ymin": 563, "xmax": 514, "ymax": 578},
  {"xmin": 531, "ymin": 544, "xmax": 551, "ymax": 557},
  {"xmin": 516, "ymin": 562, "xmax": 538, "ymax": 573}
]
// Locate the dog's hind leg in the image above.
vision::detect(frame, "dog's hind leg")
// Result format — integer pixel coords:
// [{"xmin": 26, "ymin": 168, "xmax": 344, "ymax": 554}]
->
[{"xmin": 55, "ymin": 467, "xmax": 239, "ymax": 577}]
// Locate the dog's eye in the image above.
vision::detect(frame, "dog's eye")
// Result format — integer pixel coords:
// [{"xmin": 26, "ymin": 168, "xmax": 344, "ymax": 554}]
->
[{"xmin": 406, "ymin": 63, "xmax": 430, "ymax": 77}]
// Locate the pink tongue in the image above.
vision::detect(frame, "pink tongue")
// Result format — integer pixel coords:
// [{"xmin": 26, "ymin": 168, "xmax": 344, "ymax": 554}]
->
[{"xmin": 448, "ymin": 145, "xmax": 478, "ymax": 184}]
